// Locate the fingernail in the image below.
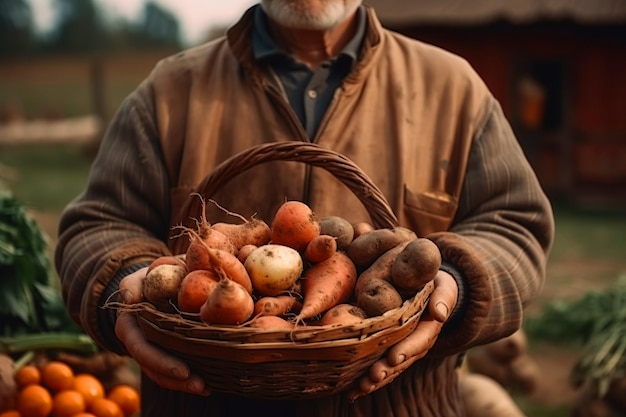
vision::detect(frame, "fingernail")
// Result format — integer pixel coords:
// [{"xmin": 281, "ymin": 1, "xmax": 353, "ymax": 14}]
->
[
  {"xmin": 172, "ymin": 367, "xmax": 188, "ymax": 379},
  {"xmin": 396, "ymin": 354, "xmax": 406, "ymax": 364},
  {"xmin": 435, "ymin": 302, "xmax": 449, "ymax": 320},
  {"xmin": 368, "ymin": 384, "xmax": 376, "ymax": 393}
]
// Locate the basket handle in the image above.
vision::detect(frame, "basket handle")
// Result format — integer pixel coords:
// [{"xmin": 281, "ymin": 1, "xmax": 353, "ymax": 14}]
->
[{"xmin": 179, "ymin": 141, "xmax": 399, "ymax": 229}]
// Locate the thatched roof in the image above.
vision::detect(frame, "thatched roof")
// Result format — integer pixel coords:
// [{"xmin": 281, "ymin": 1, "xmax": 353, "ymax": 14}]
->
[{"xmin": 364, "ymin": 0, "xmax": 626, "ymax": 25}]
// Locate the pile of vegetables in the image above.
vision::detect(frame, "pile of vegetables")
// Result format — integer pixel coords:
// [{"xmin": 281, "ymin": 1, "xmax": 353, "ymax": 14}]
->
[
  {"xmin": 0, "ymin": 191, "xmax": 140, "ymax": 415},
  {"xmin": 134, "ymin": 197, "xmax": 442, "ymax": 329},
  {"xmin": 1, "ymin": 358, "xmax": 140, "ymax": 417}
]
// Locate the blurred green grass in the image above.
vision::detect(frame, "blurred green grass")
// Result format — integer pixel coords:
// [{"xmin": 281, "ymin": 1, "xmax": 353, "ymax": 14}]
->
[{"xmin": 0, "ymin": 143, "xmax": 92, "ymax": 212}]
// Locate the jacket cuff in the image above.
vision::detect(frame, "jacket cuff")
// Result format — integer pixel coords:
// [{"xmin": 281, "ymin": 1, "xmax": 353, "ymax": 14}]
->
[
  {"xmin": 80, "ymin": 238, "xmax": 169, "ymax": 354},
  {"xmin": 426, "ymin": 231, "xmax": 492, "ymax": 356},
  {"xmin": 97, "ymin": 262, "xmax": 152, "ymax": 355}
]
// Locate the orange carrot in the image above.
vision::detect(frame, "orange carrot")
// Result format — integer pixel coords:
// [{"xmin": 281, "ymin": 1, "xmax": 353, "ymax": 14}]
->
[
  {"xmin": 319, "ymin": 303, "xmax": 367, "ymax": 326},
  {"xmin": 270, "ymin": 200, "xmax": 320, "ymax": 251},
  {"xmin": 177, "ymin": 269, "xmax": 220, "ymax": 313},
  {"xmin": 253, "ymin": 295, "xmax": 302, "ymax": 317},
  {"xmin": 296, "ymin": 252, "xmax": 357, "ymax": 321},
  {"xmin": 302, "ymin": 234, "xmax": 338, "ymax": 264},
  {"xmin": 211, "ymin": 219, "xmax": 271, "ymax": 251},
  {"xmin": 199, "ymin": 278, "xmax": 254, "ymax": 325},
  {"xmin": 248, "ymin": 315, "xmax": 295, "ymax": 330},
  {"xmin": 206, "ymin": 247, "xmax": 253, "ymax": 295}
]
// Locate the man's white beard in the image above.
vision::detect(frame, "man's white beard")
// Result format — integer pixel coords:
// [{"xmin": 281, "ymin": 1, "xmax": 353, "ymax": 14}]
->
[{"xmin": 260, "ymin": 0, "xmax": 362, "ymax": 30}]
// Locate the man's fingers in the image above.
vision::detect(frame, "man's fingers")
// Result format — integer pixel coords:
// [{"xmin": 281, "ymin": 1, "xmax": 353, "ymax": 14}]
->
[
  {"xmin": 428, "ymin": 271, "xmax": 458, "ymax": 322},
  {"xmin": 386, "ymin": 317, "xmax": 443, "ymax": 367},
  {"xmin": 115, "ymin": 313, "xmax": 189, "ymax": 380},
  {"xmin": 119, "ymin": 267, "xmax": 147, "ymax": 304}
]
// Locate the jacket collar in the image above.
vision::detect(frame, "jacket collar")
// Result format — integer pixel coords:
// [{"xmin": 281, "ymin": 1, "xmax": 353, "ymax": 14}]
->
[{"xmin": 226, "ymin": 4, "xmax": 385, "ymax": 91}]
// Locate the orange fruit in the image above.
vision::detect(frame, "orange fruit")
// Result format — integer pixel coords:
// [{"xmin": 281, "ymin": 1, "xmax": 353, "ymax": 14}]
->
[
  {"xmin": 52, "ymin": 390, "xmax": 86, "ymax": 417},
  {"xmin": 14, "ymin": 365, "xmax": 41, "ymax": 388},
  {"xmin": 106, "ymin": 385, "xmax": 140, "ymax": 416},
  {"xmin": 17, "ymin": 384, "xmax": 53, "ymax": 417},
  {"xmin": 0, "ymin": 411, "xmax": 22, "ymax": 417},
  {"xmin": 90, "ymin": 398, "xmax": 123, "ymax": 417},
  {"xmin": 70, "ymin": 414, "xmax": 97, "ymax": 417},
  {"xmin": 41, "ymin": 361, "xmax": 75, "ymax": 392},
  {"xmin": 73, "ymin": 374, "xmax": 105, "ymax": 408}
]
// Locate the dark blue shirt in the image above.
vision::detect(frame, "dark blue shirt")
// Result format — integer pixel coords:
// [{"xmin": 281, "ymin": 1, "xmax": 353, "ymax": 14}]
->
[{"xmin": 252, "ymin": 5, "xmax": 366, "ymax": 138}]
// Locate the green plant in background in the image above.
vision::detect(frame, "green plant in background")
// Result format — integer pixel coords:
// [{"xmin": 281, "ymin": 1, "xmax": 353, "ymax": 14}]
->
[
  {"xmin": 0, "ymin": 190, "xmax": 97, "ymax": 366},
  {"xmin": 525, "ymin": 275, "xmax": 626, "ymax": 398}
]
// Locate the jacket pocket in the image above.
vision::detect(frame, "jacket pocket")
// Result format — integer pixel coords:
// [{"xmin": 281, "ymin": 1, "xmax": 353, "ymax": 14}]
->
[{"xmin": 402, "ymin": 186, "xmax": 458, "ymax": 235}]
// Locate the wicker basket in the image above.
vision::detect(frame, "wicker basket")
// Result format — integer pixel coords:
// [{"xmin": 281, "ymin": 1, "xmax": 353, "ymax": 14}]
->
[{"xmin": 135, "ymin": 141, "xmax": 434, "ymax": 400}]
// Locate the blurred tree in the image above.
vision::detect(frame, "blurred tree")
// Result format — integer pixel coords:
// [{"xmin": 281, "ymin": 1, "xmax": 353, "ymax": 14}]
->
[
  {"xmin": 0, "ymin": 0, "xmax": 36, "ymax": 56},
  {"xmin": 48, "ymin": 0, "xmax": 108, "ymax": 53},
  {"xmin": 131, "ymin": 1, "xmax": 182, "ymax": 49}
]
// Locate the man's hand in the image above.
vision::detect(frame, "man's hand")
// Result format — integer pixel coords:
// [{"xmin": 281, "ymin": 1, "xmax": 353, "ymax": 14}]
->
[
  {"xmin": 115, "ymin": 268, "xmax": 210, "ymax": 396},
  {"xmin": 347, "ymin": 270, "xmax": 458, "ymax": 402}
]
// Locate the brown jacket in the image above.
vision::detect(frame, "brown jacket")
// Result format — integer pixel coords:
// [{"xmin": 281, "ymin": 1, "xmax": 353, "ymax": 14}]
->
[{"xmin": 55, "ymin": 5, "xmax": 554, "ymax": 417}]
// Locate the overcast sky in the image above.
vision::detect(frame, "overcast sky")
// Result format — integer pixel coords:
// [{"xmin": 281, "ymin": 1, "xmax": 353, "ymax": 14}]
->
[{"xmin": 29, "ymin": 0, "xmax": 259, "ymax": 45}]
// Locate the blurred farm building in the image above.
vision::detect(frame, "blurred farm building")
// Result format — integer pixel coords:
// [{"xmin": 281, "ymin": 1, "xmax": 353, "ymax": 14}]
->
[{"xmin": 366, "ymin": 0, "xmax": 626, "ymax": 207}]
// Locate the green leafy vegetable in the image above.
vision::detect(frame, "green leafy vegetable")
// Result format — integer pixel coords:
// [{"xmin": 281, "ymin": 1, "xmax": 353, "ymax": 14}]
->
[{"xmin": 0, "ymin": 190, "xmax": 80, "ymax": 337}]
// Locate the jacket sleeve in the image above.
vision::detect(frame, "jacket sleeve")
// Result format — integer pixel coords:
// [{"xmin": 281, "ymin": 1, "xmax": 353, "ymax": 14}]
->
[
  {"xmin": 427, "ymin": 99, "xmax": 555, "ymax": 355},
  {"xmin": 54, "ymin": 83, "xmax": 172, "ymax": 353}
]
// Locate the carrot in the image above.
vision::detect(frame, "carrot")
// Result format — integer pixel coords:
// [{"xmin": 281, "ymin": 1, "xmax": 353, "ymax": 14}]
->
[
  {"xmin": 296, "ymin": 252, "xmax": 357, "ymax": 321},
  {"xmin": 174, "ymin": 193, "xmax": 236, "ymax": 255},
  {"xmin": 177, "ymin": 269, "xmax": 220, "ymax": 313},
  {"xmin": 211, "ymin": 219, "xmax": 271, "ymax": 251},
  {"xmin": 248, "ymin": 315, "xmax": 295, "ymax": 330},
  {"xmin": 270, "ymin": 200, "xmax": 320, "ymax": 251},
  {"xmin": 199, "ymin": 278, "xmax": 254, "ymax": 325},
  {"xmin": 206, "ymin": 247, "xmax": 253, "ymax": 294},
  {"xmin": 302, "ymin": 234, "xmax": 338, "ymax": 264},
  {"xmin": 347, "ymin": 226, "xmax": 417, "ymax": 268},
  {"xmin": 237, "ymin": 244, "xmax": 258, "ymax": 264},
  {"xmin": 253, "ymin": 295, "xmax": 302, "ymax": 317},
  {"xmin": 319, "ymin": 304, "xmax": 367, "ymax": 326}
]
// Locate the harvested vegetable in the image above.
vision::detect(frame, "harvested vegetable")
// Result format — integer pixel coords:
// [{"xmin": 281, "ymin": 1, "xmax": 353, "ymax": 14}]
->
[
  {"xmin": 347, "ymin": 226, "xmax": 417, "ymax": 267},
  {"xmin": 296, "ymin": 252, "xmax": 357, "ymax": 321},
  {"xmin": 270, "ymin": 201, "xmax": 320, "ymax": 251},
  {"xmin": 177, "ymin": 270, "xmax": 220, "ymax": 313},
  {"xmin": 302, "ymin": 234, "xmax": 337, "ymax": 264},
  {"xmin": 391, "ymin": 238, "xmax": 441, "ymax": 295},
  {"xmin": 199, "ymin": 278, "xmax": 254, "ymax": 325},
  {"xmin": 355, "ymin": 278, "xmax": 403, "ymax": 317},
  {"xmin": 319, "ymin": 216, "xmax": 354, "ymax": 250},
  {"xmin": 319, "ymin": 304, "xmax": 366, "ymax": 326},
  {"xmin": 142, "ymin": 264, "xmax": 187, "ymax": 312},
  {"xmin": 244, "ymin": 244, "xmax": 303, "ymax": 296}
]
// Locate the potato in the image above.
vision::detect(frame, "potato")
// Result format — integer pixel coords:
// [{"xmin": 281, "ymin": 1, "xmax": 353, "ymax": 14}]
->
[
  {"xmin": 347, "ymin": 226, "xmax": 417, "ymax": 267},
  {"xmin": 391, "ymin": 238, "xmax": 441, "ymax": 294},
  {"xmin": 355, "ymin": 278, "xmax": 403, "ymax": 317},
  {"xmin": 319, "ymin": 216, "xmax": 354, "ymax": 250}
]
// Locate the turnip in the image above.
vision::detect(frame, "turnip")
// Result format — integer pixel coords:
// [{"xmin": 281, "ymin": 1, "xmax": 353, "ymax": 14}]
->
[{"xmin": 244, "ymin": 244, "xmax": 303, "ymax": 296}]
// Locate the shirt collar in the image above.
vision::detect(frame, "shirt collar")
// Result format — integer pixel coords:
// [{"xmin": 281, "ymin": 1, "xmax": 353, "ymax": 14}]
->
[{"xmin": 252, "ymin": 4, "xmax": 367, "ymax": 64}]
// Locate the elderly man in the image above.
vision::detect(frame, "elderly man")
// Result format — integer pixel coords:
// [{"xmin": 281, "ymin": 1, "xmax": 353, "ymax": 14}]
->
[{"xmin": 55, "ymin": 1, "xmax": 554, "ymax": 416}]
